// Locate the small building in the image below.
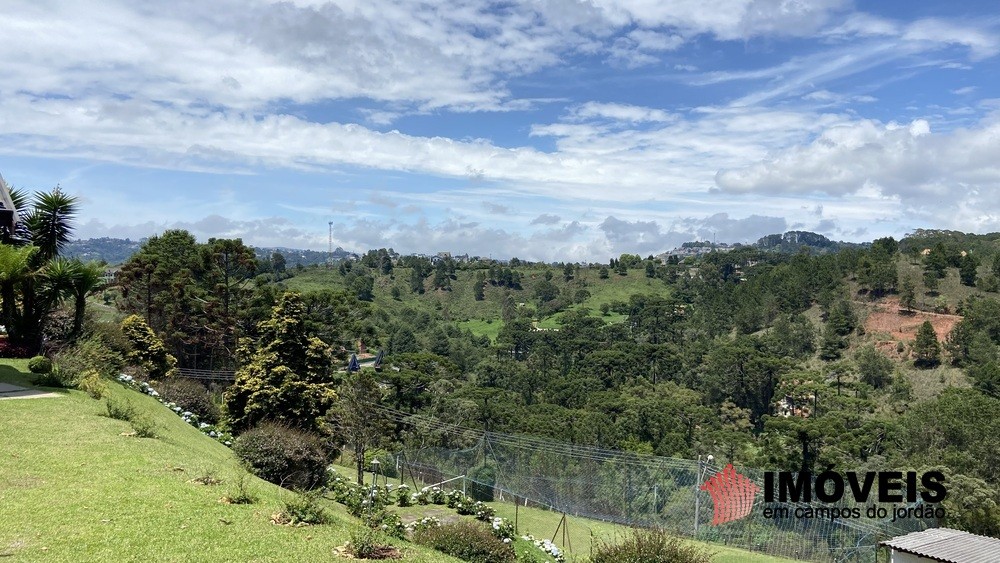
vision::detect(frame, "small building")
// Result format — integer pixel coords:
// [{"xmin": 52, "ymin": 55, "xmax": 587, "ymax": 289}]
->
[{"xmin": 881, "ymin": 527, "xmax": 1000, "ymax": 562}]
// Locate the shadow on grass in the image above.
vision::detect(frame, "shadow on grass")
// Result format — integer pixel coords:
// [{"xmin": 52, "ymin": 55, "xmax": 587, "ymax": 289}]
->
[{"xmin": 0, "ymin": 363, "xmax": 70, "ymax": 394}]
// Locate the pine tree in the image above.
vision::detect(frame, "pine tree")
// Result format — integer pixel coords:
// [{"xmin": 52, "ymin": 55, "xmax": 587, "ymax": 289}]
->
[
  {"xmin": 913, "ymin": 320, "xmax": 941, "ymax": 368},
  {"xmin": 959, "ymin": 253, "xmax": 979, "ymax": 287},
  {"xmin": 899, "ymin": 276, "xmax": 916, "ymax": 312},
  {"xmin": 225, "ymin": 292, "xmax": 336, "ymax": 432}
]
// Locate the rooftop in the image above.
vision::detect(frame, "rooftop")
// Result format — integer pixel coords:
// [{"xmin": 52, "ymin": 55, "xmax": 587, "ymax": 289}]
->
[{"xmin": 881, "ymin": 528, "xmax": 1000, "ymax": 563}]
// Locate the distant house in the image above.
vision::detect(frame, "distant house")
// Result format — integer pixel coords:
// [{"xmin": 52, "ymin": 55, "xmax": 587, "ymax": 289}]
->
[{"xmin": 881, "ymin": 527, "xmax": 1000, "ymax": 562}]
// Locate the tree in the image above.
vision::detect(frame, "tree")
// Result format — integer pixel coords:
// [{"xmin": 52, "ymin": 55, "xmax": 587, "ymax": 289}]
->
[
  {"xmin": 327, "ymin": 369, "xmax": 391, "ymax": 484},
  {"xmin": 225, "ymin": 292, "xmax": 336, "ymax": 433},
  {"xmin": 960, "ymin": 253, "xmax": 979, "ymax": 287},
  {"xmin": 271, "ymin": 251, "xmax": 286, "ymax": 276},
  {"xmin": 121, "ymin": 314, "xmax": 177, "ymax": 378},
  {"xmin": 474, "ymin": 272, "xmax": 486, "ymax": 301},
  {"xmin": 913, "ymin": 320, "xmax": 941, "ymax": 368},
  {"xmin": 0, "ymin": 188, "xmax": 80, "ymax": 352},
  {"xmin": 118, "ymin": 232, "xmax": 257, "ymax": 368},
  {"xmin": 65, "ymin": 259, "xmax": 104, "ymax": 336},
  {"xmin": 923, "ymin": 269, "xmax": 939, "ymax": 293},
  {"xmin": 899, "ymin": 276, "xmax": 916, "ymax": 312},
  {"xmin": 855, "ymin": 344, "xmax": 893, "ymax": 389}
]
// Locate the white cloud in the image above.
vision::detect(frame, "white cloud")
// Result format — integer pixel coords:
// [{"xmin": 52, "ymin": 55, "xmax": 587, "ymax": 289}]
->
[
  {"xmin": 903, "ymin": 18, "xmax": 1000, "ymax": 60},
  {"xmin": 715, "ymin": 114, "xmax": 1000, "ymax": 232},
  {"xmin": 572, "ymin": 102, "xmax": 674, "ymax": 123}
]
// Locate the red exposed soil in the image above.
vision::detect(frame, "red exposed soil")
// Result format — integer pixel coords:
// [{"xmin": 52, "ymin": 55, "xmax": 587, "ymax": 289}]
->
[{"xmin": 863, "ymin": 298, "xmax": 961, "ymax": 358}]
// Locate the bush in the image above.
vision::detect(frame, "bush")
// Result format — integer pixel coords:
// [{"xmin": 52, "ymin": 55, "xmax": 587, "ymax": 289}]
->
[
  {"xmin": 412, "ymin": 521, "xmax": 515, "ymax": 563},
  {"xmin": 468, "ymin": 463, "xmax": 498, "ymax": 501},
  {"xmin": 27, "ymin": 356, "xmax": 52, "ymax": 374},
  {"xmin": 348, "ymin": 528, "xmax": 399, "ymax": 559},
  {"xmin": 129, "ymin": 413, "xmax": 159, "ymax": 438},
  {"xmin": 105, "ymin": 395, "xmax": 135, "ymax": 421},
  {"xmin": 53, "ymin": 337, "xmax": 125, "ymax": 380},
  {"xmin": 232, "ymin": 422, "xmax": 329, "ymax": 490},
  {"xmin": 120, "ymin": 315, "xmax": 177, "ymax": 378},
  {"xmin": 77, "ymin": 369, "xmax": 107, "ymax": 399},
  {"xmin": 281, "ymin": 490, "xmax": 329, "ymax": 525},
  {"xmin": 591, "ymin": 528, "xmax": 713, "ymax": 563},
  {"xmin": 157, "ymin": 378, "xmax": 220, "ymax": 424},
  {"xmin": 221, "ymin": 474, "xmax": 258, "ymax": 505}
]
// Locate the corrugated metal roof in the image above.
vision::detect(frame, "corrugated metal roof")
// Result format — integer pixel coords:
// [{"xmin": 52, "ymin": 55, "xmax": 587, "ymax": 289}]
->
[{"xmin": 881, "ymin": 528, "xmax": 1000, "ymax": 563}]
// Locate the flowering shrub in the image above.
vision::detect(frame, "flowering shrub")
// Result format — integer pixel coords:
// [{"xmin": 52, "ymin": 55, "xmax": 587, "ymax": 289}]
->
[
  {"xmin": 116, "ymin": 373, "xmax": 234, "ymax": 445},
  {"xmin": 430, "ymin": 486, "xmax": 446, "ymax": 505},
  {"xmin": 412, "ymin": 520, "xmax": 515, "ymax": 563},
  {"xmin": 490, "ymin": 516, "xmax": 516, "ymax": 542},
  {"xmin": 405, "ymin": 516, "xmax": 441, "ymax": 534},
  {"xmin": 521, "ymin": 534, "xmax": 566, "ymax": 562},
  {"xmin": 473, "ymin": 501, "xmax": 496, "ymax": 521},
  {"xmin": 364, "ymin": 509, "xmax": 406, "ymax": 539},
  {"xmin": 396, "ymin": 484, "xmax": 412, "ymax": 506}
]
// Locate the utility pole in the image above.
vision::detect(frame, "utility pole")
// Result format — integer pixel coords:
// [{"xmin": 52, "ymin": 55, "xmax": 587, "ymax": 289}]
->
[{"xmin": 328, "ymin": 221, "xmax": 333, "ymax": 267}]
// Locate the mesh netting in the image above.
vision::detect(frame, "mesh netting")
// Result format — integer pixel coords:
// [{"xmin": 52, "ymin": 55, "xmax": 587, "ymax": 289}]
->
[{"xmin": 384, "ymin": 408, "xmax": 933, "ymax": 563}]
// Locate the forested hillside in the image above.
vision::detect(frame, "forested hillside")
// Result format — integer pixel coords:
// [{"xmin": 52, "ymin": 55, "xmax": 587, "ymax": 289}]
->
[{"xmin": 107, "ymin": 229, "xmax": 1000, "ymax": 537}]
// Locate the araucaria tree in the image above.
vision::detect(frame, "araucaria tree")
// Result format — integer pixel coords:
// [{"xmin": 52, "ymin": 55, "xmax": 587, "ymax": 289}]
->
[{"xmin": 225, "ymin": 292, "xmax": 336, "ymax": 433}]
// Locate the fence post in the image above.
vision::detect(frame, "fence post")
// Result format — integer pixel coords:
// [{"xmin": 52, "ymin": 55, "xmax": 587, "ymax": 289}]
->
[{"xmin": 515, "ymin": 499, "xmax": 519, "ymax": 534}]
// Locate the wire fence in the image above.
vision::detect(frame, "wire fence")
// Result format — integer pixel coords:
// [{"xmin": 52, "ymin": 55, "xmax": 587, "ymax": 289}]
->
[{"xmin": 384, "ymin": 409, "xmax": 933, "ymax": 563}]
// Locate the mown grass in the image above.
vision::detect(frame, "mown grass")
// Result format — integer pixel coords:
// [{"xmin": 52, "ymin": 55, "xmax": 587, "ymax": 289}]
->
[
  {"xmin": 0, "ymin": 361, "xmax": 458, "ymax": 563},
  {"xmin": 332, "ymin": 461, "xmax": 801, "ymax": 563},
  {"xmin": 455, "ymin": 318, "xmax": 503, "ymax": 342}
]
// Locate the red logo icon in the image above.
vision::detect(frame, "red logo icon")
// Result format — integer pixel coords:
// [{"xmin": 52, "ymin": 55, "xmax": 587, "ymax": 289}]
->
[{"xmin": 700, "ymin": 463, "xmax": 761, "ymax": 525}]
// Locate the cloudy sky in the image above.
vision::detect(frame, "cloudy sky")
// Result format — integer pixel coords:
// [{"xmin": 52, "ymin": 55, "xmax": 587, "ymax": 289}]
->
[{"xmin": 2, "ymin": 0, "xmax": 1000, "ymax": 261}]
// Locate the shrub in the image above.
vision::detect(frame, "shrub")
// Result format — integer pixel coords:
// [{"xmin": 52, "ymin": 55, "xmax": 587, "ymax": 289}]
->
[
  {"xmin": 221, "ymin": 474, "xmax": 258, "ymax": 505},
  {"xmin": 232, "ymin": 422, "xmax": 329, "ymax": 490},
  {"xmin": 27, "ymin": 356, "xmax": 52, "ymax": 374},
  {"xmin": 157, "ymin": 378, "xmax": 220, "ymax": 424},
  {"xmin": 120, "ymin": 314, "xmax": 177, "ymax": 378},
  {"xmin": 412, "ymin": 521, "xmax": 515, "ymax": 563},
  {"xmin": 34, "ymin": 367, "xmax": 74, "ymax": 388},
  {"xmin": 129, "ymin": 413, "xmax": 159, "ymax": 438},
  {"xmin": 53, "ymin": 337, "xmax": 125, "ymax": 380},
  {"xmin": 77, "ymin": 369, "xmax": 107, "ymax": 399},
  {"xmin": 348, "ymin": 528, "xmax": 399, "ymax": 559},
  {"xmin": 281, "ymin": 490, "xmax": 329, "ymax": 525},
  {"xmin": 591, "ymin": 528, "xmax": 713, "ymax": 563},
  {"xmin": 349, "ymin": 528, "xmax": 380, "ymax": 559},
  {"xmin": 468, "ymin": 463, "xmax": 498, "ymax": 501},
  {"xmin": 105, "ymin": 395, "xmax": 135, "ymax": 421}
]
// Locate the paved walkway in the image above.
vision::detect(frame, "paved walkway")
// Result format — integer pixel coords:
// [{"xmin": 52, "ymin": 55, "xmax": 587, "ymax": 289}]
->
[{"xmin": 0, "ymin": 382, "xmax": 60, "ymax": 400}]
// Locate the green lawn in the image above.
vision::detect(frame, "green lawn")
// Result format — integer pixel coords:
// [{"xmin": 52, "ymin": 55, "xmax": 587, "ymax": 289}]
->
[
  {"xmin": 0, "ymin": 361, "xmax": 458, "ymax": 563},
  {"xmin": 328, "ymin": 461, "xmax": 801, "ymax": 563},
  {"xmin": 456, "ymin": 318, "xmax": 503, "ymax": 342}
]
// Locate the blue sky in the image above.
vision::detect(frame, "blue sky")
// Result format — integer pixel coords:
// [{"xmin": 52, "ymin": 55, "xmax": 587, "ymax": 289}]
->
[{"xmin": 2, "ymin": 0, "xmax": 1000, "ymax": 260}]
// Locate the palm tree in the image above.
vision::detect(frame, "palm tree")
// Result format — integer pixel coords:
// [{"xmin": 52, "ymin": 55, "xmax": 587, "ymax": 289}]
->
[
  {"xmin": 68, "ymin": 260, "xmax": 105, "ymax": 336},
  {"xmin": 0, "ymin": 184, "xmax": 79, "ymax": 352},
  {"xmin": 25, "ymin": 189, "xmax": 77, "ymax": 263}
]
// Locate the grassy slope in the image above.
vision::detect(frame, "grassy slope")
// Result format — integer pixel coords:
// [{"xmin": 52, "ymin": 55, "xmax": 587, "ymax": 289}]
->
[
  {"xmin": 0, "ymin": 361, "xmax": 457, "ymax": 563},
  {"xmin": 328, "ymin": 462, "xmax": 799, "ymax": 563},
  {"xmin": 281, "ymin": 265, "xmax": 671, "ymax": 339}
]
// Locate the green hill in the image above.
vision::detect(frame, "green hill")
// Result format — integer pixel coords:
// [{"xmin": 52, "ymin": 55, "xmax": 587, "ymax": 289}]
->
[{"xmin": 0, "ymin": 360, "xmax": 455, "ymax": 563}]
